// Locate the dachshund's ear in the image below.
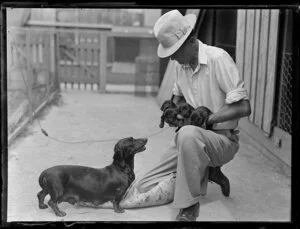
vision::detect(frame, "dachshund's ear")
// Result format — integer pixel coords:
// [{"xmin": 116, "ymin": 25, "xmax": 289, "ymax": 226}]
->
[
  {"xmin": 113, "ymin": 146, "xmax": 126, "ymax": 168},
  {"xmin": 160, "ymin": 102, "xmax": 168, "ymax": 111}
]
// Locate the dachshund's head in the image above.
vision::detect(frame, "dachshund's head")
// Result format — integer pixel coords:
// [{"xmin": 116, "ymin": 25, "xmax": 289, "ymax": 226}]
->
[
  {"xmin": 190, "ymin": 106, "xmax": 213, "ymax": 129},
  {"xmin": 160, "ymin": 100, "xmax": 176, "ymax": 112},
  {"xmin": 177, "ymin": 102, "xmax": 195, "ymax": 119},
  {"xmin": 113, "ymin": 137, "xmax": 147, "ymax": 170}
]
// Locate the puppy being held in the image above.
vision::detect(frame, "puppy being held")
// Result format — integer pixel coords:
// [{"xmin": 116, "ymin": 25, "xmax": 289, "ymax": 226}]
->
[
  {"xmin": 176, "ymin": 102, "xmax": 195, "ymax": 128},
  {"xmin": 190, "ymin": 106, "xmax": 213, "ymax": 130},
  {"xmin": 159, "ymin": 100, "xmax": 177, "ymax": 128},
  {"xmin": 37, "ymin": 137, "xmax": 147, "ymax": 217}
]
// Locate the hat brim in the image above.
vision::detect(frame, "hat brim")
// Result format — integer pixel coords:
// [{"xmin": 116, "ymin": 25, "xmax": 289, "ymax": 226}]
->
[{"xmin": 157, "ymin": 14, "xmax": 197, "ymax": 58}]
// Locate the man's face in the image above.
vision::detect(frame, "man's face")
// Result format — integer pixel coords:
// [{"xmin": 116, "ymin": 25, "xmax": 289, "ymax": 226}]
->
[{"xmin": 170, "ymin": 42, "xmax": 189, "ymax": 65}]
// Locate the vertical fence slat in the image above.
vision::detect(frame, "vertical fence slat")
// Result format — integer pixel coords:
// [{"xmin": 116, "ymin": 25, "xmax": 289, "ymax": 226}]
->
[
  {"xmin": 254, "ymin": 9, "xmax": 270, "ymax": 130},
  {"xmin": 236, "ymin": 10, "xmax": 246, "ymax": 81},
  {"xmin": 263, "ymin": 9, "xmax": 280, "ymax": 135},
  {"xmin": 54, "ymin": 32, "xmax": 61, "ymax": 89},
  {"xmin": 26, "ymin": 30, "xmax": 34, "ymax": 122},
  {"xmin": 79, "ymin": 33, "xmax": 85, "ymax": 86},
  {"xmin": 96, "ymin": 36, "xmax": 100, "ymax": 91},
  {"xmin": 86, "ymin": 34, "xmax": 92, "ymax": 68},
  {"xmin": 42, "ymin": 33, "xmax": 48, "ymax": 96},
  {"xmin": 249, "ymin": 10, "xmax": 261, "ymax": 123},
  {"xmin": 39, "ymin": 35, "xmax": 43, "ymax": 64},
  {"xmin": 244, "ymin": 10, "xmax": 255, "ymax": 121},
  {"xmin": 99, "ymin": 33, "xmax": 107, "ymax": 93}
]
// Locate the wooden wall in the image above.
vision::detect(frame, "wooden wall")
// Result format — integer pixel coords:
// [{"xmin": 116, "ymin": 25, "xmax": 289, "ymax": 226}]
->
[{"xmin": 236, "ymin": 9, "xmax": 280, "ymax": 136}]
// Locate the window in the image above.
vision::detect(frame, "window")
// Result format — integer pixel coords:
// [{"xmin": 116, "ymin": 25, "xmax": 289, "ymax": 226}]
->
[{"xmin": 274, "ymin": 9, "xmax": 293, "ymax": 135}]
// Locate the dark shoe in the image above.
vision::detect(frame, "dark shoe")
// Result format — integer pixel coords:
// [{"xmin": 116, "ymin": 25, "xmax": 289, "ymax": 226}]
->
[
  {"xmin": 176, "ymin": 202, "xmax": 200, "ymax": 221},
  {"xmin": 208, "ymin": 166, "xmax": 230, "ymax": 197}
]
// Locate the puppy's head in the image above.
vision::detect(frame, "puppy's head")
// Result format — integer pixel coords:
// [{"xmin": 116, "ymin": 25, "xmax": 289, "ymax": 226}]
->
[
  {"xmin": 177, "ymin": 103, "xmax": 194, "ymax": 118},
  {"xmin": 160, "ymin": 100, "xmax": 176, "ymax": 112},
  {"xmin": 190, "ymin": 106, "xmax": 212, "ymax": 129},
  {"xmin": 162, "ymin": 108, "xmax": 180, "ymax": 127},
  {"xmin": 113, "ymin": 137, "xmax": 148, "ymax": 169}
]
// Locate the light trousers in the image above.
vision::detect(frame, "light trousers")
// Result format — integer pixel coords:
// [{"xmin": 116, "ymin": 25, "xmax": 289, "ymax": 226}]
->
[{"xmin": 134, "ymin": 125, "xmax": 240, "ymax": 209}]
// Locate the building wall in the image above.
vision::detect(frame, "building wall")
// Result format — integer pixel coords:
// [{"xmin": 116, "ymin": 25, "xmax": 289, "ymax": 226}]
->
[
  {"xmin": 236, "ymin": 9, "xmax": 279, "ymax": 136},
  {"xmin": 236, "ymin": 9, "xmax": 291, "ymax": 166}
]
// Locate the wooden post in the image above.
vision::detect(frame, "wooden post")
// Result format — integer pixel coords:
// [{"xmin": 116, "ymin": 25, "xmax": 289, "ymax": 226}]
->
[
  {"xmin": 50, "ymin": 31, "xmax": 55, "ymax": 91},
  {"xmin": 263, "ymin": 9, "xmax": 280, "ymax": 135},
  {"xmin": 44, "ymin": 33, "xmax": 51, "ymax": 98},
  {"xmin": 26, "ymin": 29, "xmax": 34, "ymax": 123},
  {"xmin": 54, "ymin": 32, "xmax": 61, "ymax": 91},
  {"xmin": 249, "ymin": 9, "xmax": 261, "ymax": 123},
  {"xmin": 236, "ymin": 10, "xmax": 246, "ymax": 81},
  {"xmin": 255, "ymin": 9, "xmax": 270, "ymax": 130},
  {"xmin": 99, "ymin": 32, "xmax": 107, "ymax": 93}
]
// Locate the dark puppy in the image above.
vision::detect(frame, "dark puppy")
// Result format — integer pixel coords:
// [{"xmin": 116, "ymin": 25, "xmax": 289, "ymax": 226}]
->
[
  {"xmin": 159, "ymin": 100, "xmax": 177, "ymax": 128},
  {"xmin": 37, "ymin": 137, "xmax": 147, "ymax": 217},
  {"xmin": 176, "ymin": 102, "xmax": 195, "ymax": 129},
  {"xmin": 160, "ymin": 99, "xmax": 177, "ymax": 112},
  {"xmin": 177, "ymin": 102, "xmax": 195, "ymax": 119},
  {"xmin": 160, "ymin": 108, "xmax": 180, "ymax": 130},
  {"xmin": 190, "ymin": 106, "xmax": 213, "ymax": 129}
]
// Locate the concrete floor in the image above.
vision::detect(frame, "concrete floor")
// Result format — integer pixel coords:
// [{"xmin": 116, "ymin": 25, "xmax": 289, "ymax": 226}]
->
[{"xmin": 7, "ymin": 90, "xmax": 291, "ymax": 222}]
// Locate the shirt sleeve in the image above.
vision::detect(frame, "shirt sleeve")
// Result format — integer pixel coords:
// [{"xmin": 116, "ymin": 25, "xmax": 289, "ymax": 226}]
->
[
  {"xmin": 214, "ymin": 51, "xmax": 249, "ymax": 104},
  {"xmin": 172, "ymin": 62, "xmax": 183, "ymax": 96}
]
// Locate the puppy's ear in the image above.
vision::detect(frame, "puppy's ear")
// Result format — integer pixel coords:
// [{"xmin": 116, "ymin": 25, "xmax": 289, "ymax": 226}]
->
[
  {"xmin": 113, "ymin": 146, "xmax": 126, "ymax": 168},
  {"xmin": 201, "ymin": 119, "xmax": 207, "ymax": 129},
  {"xmin": 159, "ymin": 115, "xmax": 165, "ymax": 128}
]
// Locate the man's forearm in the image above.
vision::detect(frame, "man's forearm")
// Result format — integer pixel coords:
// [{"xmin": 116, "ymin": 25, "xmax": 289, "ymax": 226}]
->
[{"xmin": 207, "ymin": 99, "xmax": 251, "ymax": 126}]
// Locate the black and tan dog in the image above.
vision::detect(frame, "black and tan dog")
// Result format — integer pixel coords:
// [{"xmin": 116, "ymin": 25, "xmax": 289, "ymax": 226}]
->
[
  {"xmin": 176, "ymin": 102, "xmax": 195, "ymax": 129},
  {"xmin": 159, "ymin": 100, "xmax": 177, "ymax": 128},
  {"xmin": 37, "ymin": 137, "xmax": 147, "ymax": 217},
  {"xmin": 190, "ymin": 106, "xmax": 213, "ymax": 130},
  {"xmin": 159, "ymin": 99, "xmax": 213, "ymax": 132}
]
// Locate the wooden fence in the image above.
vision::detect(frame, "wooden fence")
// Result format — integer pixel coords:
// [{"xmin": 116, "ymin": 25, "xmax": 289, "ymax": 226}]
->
[
  {"xmin": 25, "ymin": 21, "xmax": 157, "ymax": 93},
  {"xmin": 236, "ymin": 9, "xmax": 280, "ymax": 136},
  {"xmin": 8, "ymin": 28, "xmax": 59, "ymax": 108},
  {"xmin": 7, "ymin": 28, "xmax": 59, "ymax": 145}
]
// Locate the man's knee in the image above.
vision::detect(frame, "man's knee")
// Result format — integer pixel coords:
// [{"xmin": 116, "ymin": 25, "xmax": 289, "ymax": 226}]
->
[
  {"xmin": 176, "ymin": 125, "xmax": 208, "ymax": 155},
  {"xmin": 177, "ymin": 125, "xmax": 203, "ymax": 142}
]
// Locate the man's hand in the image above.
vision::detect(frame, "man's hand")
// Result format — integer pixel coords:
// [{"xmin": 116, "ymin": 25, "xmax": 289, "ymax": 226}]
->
[{"xmin": 207, "ymin": 100, "xmax": 251, "ymax": 126}]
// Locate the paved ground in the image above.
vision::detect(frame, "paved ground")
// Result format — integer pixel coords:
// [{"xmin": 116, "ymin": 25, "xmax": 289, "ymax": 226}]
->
[{"xmin": 7, "ymin": 89, "xmax": 291, "ymax": 222}]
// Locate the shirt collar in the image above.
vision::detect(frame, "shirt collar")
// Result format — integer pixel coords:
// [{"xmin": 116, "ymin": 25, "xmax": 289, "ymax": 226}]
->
[{"xmin": 198, "ymin": 40, "xmax": 208, "ymax": 65}]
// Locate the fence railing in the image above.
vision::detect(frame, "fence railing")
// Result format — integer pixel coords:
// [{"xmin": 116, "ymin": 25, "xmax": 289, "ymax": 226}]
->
[
  {"xmin": 24, "ymin": 21, "xmax": 158, "ymax": 93},
  {"xmin": 7, "ymin": 27, "xmax": 59, "ymax": 144}
]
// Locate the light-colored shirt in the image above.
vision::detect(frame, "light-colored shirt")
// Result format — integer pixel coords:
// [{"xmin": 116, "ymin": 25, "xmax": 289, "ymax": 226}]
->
[{"xmin": 172, "ymin": 40, "xmax": 249, "ymax": 130}]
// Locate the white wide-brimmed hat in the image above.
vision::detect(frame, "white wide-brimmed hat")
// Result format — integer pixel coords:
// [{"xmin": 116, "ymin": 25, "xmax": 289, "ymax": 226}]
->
[{"xmin": 153, "ymin": 10, "xmax": 197, "ymax": 58}]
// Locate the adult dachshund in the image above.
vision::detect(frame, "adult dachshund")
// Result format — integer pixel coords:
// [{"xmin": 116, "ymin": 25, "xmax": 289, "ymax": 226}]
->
[{"xmin": 37, "ymin": 137, "xmax": 147, "ymax": 217}]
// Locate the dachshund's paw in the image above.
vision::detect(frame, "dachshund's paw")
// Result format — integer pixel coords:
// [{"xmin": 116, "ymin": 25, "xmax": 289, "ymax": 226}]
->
[
  {"xmin": 39, "ymin": 204, "xmax": 48, "ymax": 209},
  {"xmin": 55, "ymin": 211, "xmax": 67, "ymax": 217}
]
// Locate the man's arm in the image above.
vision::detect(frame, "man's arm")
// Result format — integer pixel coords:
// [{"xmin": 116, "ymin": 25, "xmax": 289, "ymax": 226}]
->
[{"xmin": 207, "ymin": 99, "xmax": 251, "ymax": 126}]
